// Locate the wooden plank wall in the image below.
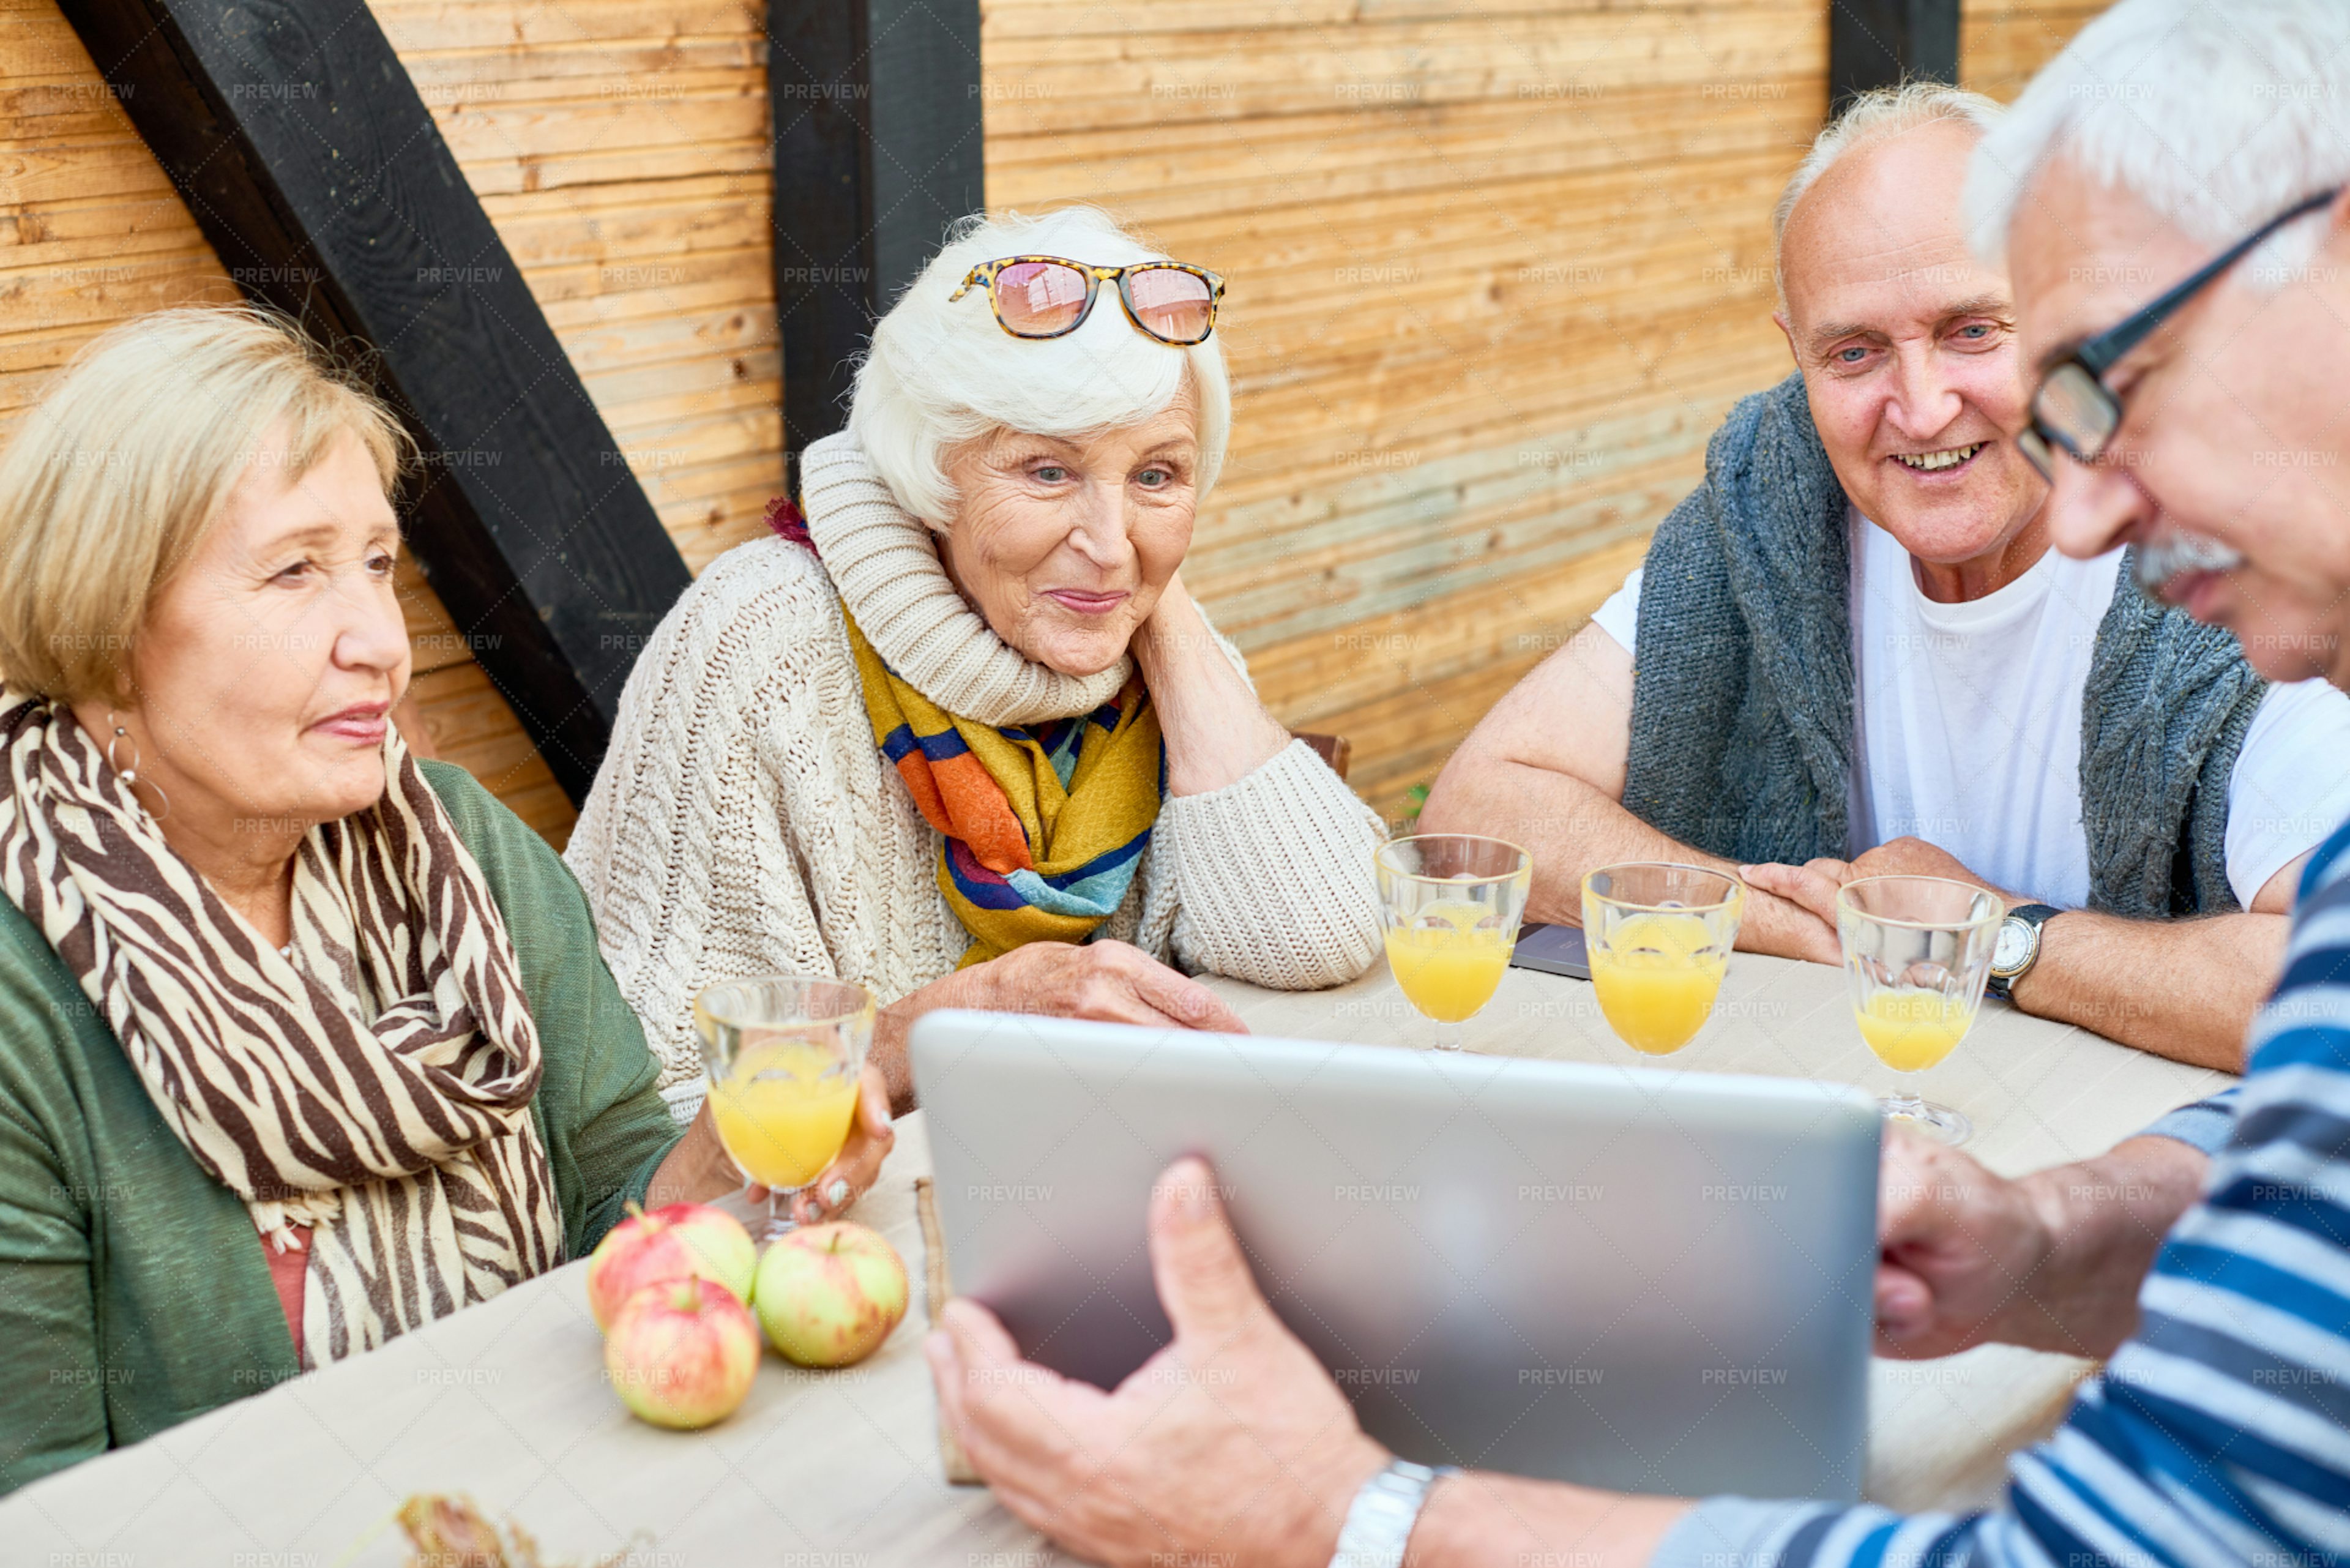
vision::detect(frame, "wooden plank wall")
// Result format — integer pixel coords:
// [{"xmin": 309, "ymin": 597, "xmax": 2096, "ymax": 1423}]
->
[
  {"xmin": 0, "ymin": 1, "xmax": 556, "ymax": 840},
  {"xmin": 979, "ymin": 0, "xmax": 1829, "ymax": 817},
  {"xmin": 373, "ymin": 0, "xmax": 787, "ymax": 842},
  {"xmin": 4, "ymin": 0, "xmax": 2111, "ymax": 846},
  {"xmin": 1960, "ymin": 0, "xmax": 2107, "ymax": 101},
  {"xmin": 0, "ymin": 0, "xmax": 784, "ymax": 848},
  {"xmin": 0, "ymin": 4, "xmax": 237, "ymax": 432},
  {"xmin": 375, "ymin": 0, "xmax": 781, "ymax": 581}
]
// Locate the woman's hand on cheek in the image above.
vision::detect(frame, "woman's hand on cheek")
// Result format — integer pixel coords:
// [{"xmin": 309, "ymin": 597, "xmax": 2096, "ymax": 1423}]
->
[
  {"xmin": 781, "ymin": 1062, "xmax": 896, "ymax": 1225},
  {"xmin": 1126, "ymin": 568, "xmax": 1292, "ymax": 796},
  {"xmin": 1129, "ymin": 572, "xmax": 1209, "ymax": 670}
]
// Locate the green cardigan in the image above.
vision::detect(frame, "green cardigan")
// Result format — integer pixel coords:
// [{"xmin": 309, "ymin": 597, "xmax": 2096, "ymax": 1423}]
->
[{"xmin": 0, "ymin": 762, "xmax": 685, "ymax": 1495}]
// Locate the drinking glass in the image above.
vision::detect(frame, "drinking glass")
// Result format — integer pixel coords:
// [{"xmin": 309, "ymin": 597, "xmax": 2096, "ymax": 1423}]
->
[
  {"xmin": 693, "ymin": 974, "xmax": 874, "ymax": 1239},
  {"xmin": 1835, "ymin": 876, "xmax": 2001, "ymax": 1146},
  {"xmin": 1580, "ymin": 863, "xmax": 1745, "ymax": 1055},
  {"xmin": 1375, "ymin": 835, "xmax": 1533, "ymax": 1048}
]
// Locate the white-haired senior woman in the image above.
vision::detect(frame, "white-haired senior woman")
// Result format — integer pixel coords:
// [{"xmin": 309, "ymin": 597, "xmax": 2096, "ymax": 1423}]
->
[{"xmin": 568, "ymin": 207, "xmax": 1387, "ymax": 1130}]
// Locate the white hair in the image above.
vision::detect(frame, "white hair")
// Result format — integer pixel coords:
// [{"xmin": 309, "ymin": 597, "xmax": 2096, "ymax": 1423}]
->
[
  {"xmin": 1772, "ymin": 81, "xmax": 2005, "ymax": 310},
  {"xmin": 1966, "ymin": 0, "xmax": 2350, "ymax": 287},
  {"xmin": 846, "ymin": 205, "xmax": 1233, "ymax": 529}
]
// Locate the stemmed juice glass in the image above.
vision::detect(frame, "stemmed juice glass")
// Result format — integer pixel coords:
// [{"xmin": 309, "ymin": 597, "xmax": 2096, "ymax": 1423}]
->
[
  {"xmin": 1835, "ymin": 876, "xmax": 2001, "ymax": 1146},
  {"xmin": 1580, "ymin": 863, "xmax": 1745, "ymax": 1055},
  {"xmin": 694, "ymin": 974, "xmax": 873, "ymax": 1239},
  {"xmin": 1375, "ymin": 835, "xmax": 1533, "ymax": 1048}
]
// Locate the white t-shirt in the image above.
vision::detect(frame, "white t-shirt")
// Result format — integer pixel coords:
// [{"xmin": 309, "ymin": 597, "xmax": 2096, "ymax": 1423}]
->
[{"xmin": 1590, "ymin": 508, "xmax": 2350, "ymax": 909}]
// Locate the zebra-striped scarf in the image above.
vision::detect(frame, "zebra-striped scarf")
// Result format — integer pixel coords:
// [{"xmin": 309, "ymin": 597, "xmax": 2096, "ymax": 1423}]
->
[{"xmin": 0, "ymin": 692, "xmax": 564, "ymax": 1367}]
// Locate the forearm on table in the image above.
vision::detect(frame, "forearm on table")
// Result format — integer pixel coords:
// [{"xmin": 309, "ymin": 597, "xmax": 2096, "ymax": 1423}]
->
[
  {"xmin": 1419, "ymin": 757, "xmax": 1814, "ymax": 949},
  {"xmin": 2006, "ymin": 1135, "xmax": 2210, "ymax": 1357},
  {"xmin": 2009, "ymin": 908, "xmax": 2281, "ymax": 1070},
  {"xmin": 1160, "ymin": 744, "xmax": 1386, "ymax": 989},
  {"xmin": 1406, "ymin": 1470, "xmax": 1692, "ymax": 1568},
  {"xmin": 1423, "ymin": 756, "xmax": 1706, "ymax": 924}
]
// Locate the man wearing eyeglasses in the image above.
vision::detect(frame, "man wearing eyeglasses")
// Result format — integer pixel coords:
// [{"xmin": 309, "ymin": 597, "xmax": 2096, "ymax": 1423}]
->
[
  {"xmin": 1423, "ymin": 80, "xmax": 2350, "ymax": 1075},
  {"xmin": 928, "ymin": 5, "xmax": 2350, "ymax": 1568}
]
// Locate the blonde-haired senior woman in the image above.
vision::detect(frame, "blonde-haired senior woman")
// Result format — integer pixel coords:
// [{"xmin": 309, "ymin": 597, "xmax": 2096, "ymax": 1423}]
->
[
  {"xmin": 569, "ymin": 206, "xmax": 1386, "ymax": 1122},
  {"xmin": 0, "ymin": 308, "xmax": 889, "ymax": 1493}
]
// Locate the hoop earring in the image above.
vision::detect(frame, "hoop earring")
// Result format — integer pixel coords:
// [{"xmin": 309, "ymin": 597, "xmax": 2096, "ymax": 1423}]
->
[{"xmin": 105, "ymin": 711, "xmax": 170, "ymax": 822}]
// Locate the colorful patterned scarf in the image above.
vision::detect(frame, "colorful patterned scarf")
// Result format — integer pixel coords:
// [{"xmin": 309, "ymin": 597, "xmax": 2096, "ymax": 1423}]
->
[
  {"xmin": 771, "ymin": 491, "xmax": 1166, "ymax": 964},
  {"xmin": 842, "ymin": 610, "xmax": 1163, "ymax": 966},
  {"xmin": 0, "ymin": 692, "xmax": 564, "ymax": 1367}
]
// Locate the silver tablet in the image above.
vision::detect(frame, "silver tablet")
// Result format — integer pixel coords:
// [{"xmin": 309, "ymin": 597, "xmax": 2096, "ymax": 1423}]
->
[{"xmin": 912, "ymin": 1010, "xmax": 1879, "ymax": 1501}]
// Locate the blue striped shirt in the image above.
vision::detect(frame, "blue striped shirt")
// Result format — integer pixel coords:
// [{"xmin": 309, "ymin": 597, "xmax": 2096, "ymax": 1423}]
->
[{"xmin": 1655, "ymin": 817, "xmax": 2350, "ymax": 1568}]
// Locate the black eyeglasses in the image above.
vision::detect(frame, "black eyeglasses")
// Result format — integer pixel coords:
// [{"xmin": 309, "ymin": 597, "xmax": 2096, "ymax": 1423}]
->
[{"xmin": 2020, "ymin": 187, "xmax": 2341, "ymax": 480}]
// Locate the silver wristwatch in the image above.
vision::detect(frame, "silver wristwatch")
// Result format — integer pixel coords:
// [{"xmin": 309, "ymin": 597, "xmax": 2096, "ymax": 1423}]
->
[
  {"xmin": 1986, "ymin": 902, "xmax": 2061, "ymax": 1001},
  {"xmin": 1330, "ymin": 1457, "xmax": 1455, "ymax": 1568}
]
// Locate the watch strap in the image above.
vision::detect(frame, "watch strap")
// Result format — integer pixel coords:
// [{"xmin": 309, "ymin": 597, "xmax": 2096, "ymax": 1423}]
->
[{"xmin": 1330, "ymin": 1457, "xmax": 1456, "ymax": 1568}]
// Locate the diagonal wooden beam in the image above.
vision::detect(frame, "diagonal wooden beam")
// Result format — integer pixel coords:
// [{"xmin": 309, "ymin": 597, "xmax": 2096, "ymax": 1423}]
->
[
  {"xmin": 1828, "ymin": 0, "xmax": 1961, "ymax": 111},
  {"xmin": 770, "ymin": 0, "xmax": 985, "ymax": 490},
  {"xmin": 53, "ymin": 0, "xmax": 695, "ymax": 804}
]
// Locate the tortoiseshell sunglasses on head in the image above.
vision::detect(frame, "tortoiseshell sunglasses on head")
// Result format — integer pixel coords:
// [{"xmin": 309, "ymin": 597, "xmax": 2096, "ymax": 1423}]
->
[{"xmin": 950, "ymin": 256, "xmax": 1225, "ymax": 346}]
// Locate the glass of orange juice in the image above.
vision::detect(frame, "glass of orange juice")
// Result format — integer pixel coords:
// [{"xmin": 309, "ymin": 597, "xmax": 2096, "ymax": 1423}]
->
[
  {"xmin": 1580, "ymin": 863, "xmax": 1744, "ymax": 1055},
  {"xmin": 1375, "ymin": 835, "xmax": 1533, "ymax": 1048},
  {"xmin": 1835, "ymin": 875, "xmax": 2001, "ymax": 1146},
  {"xmin": 694, "ymin": 974, "xmax": 873, "ymax": 1239}
]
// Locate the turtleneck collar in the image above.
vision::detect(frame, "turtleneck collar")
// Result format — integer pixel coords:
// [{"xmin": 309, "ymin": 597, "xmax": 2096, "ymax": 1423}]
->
[{"xmin": 798, "ymin": 431, "xmax": 1133, "ymax": 726}]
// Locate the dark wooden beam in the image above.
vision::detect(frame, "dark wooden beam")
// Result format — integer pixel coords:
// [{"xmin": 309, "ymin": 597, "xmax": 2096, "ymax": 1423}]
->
[
  {"xmin": 1829, "ymin": 0, "xmax": 1961, "ymax": 111},
  {"xmin": 770, "ymin": 0, "xmax": 985, "ymax": 490},
  {"xmin": 55, "ymin": 0, "xmax": 694, "ymax": 804}
]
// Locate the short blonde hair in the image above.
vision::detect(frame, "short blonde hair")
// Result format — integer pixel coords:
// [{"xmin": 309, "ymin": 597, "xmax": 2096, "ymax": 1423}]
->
[
  {"xmin": 0, "ymin": 306, "xmax": 413, "ymax": 701},
  {"xmin": 1772, "ymin": 81, "xmax": 2005, "ymax": 310},
  {"xmin": 848, "ymin": 204, "xmax": 1233, "ymax": 528}
]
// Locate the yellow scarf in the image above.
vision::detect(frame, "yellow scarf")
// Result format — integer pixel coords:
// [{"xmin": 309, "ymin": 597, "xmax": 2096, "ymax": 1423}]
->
[{"xmin": 840, "ymin": 609, "xmax": 1163, "ymax": 965}]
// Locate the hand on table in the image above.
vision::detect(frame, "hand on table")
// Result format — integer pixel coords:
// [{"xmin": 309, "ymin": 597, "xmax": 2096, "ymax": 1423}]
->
[
  {"xmin": 1728, "ymin": 884, "xmax": 1844, "ymax": 967},
  {"xmin": 957, "ymin": 939, "xmax": 1252, "ymax": 1034},
  {"xmin": 872, "ymin": 943, "xmax": 1249, "ymax": 1112},
  {"xmin": 927, "ymin": 1154, "xmax": 1387, "ymax": 1568},
  {"xmin": 1745, "ymin": 837, "xmax": 2013, "ymax": 950}
]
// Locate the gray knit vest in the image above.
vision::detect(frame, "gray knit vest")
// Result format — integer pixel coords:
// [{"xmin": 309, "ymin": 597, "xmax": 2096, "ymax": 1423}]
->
[{"xmin": 1621, "ymin": 373, "xmax": 2265, "ymax": 918}]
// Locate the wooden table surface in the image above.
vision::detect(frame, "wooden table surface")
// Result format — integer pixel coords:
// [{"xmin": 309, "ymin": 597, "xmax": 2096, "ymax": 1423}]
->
[{"xmin": 0, "ymin": 951, "xmax": 2234, "ymax": 1565}]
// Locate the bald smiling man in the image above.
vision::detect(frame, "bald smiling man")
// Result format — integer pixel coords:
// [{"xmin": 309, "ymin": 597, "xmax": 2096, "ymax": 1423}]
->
[{"xmin": 1422, "ymin": 81, "xmax": 2350, "ymax": 1074}]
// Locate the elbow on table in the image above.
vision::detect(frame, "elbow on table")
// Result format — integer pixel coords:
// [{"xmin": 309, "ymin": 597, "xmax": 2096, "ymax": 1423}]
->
[
  {"xmin": 1416, "ymin": 756, "xmax": 1480, "ymax": 838},
  {"xmin": 1179, "ymin": 879, "xmax": 1384, "ymax": 991}
]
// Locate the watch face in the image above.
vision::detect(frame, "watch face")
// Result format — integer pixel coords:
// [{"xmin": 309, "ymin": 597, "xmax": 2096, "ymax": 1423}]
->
[{"xmin": 1993, "ymin": 917, "xmax": 2031, "ymax": 974}]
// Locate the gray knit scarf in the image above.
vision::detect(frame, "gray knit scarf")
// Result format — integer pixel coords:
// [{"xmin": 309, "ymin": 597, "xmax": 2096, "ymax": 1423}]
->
[{"xmin": 1621, "ymin": 373, "xmax": 2264, "ymax": 918}]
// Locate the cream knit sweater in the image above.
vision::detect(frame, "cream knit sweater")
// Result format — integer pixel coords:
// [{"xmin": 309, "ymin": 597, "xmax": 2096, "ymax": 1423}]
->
[{"xmin": 565, "ymin": 431, "xmax": 1387, "ymax": 1097}]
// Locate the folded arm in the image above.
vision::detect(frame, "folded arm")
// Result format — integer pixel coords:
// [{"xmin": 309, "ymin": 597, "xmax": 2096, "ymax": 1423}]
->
[
  {"xmin": 2007, "ymin": 895, "xmax": 2287, "ymax": 1069},
  {"xmin": 1747, "ymin": 838, "xmax": 2295, "ymax": 1069},
  {"xmin": 1421, "ymin": 622, "xmax": 1841, "ymax": 965}
]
